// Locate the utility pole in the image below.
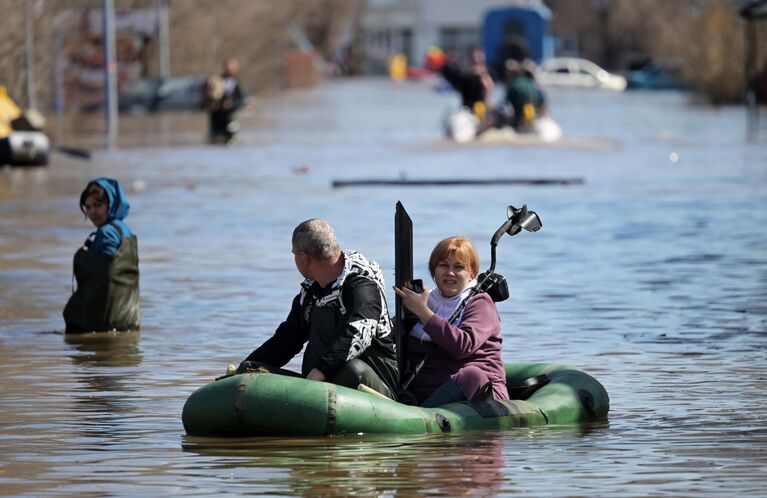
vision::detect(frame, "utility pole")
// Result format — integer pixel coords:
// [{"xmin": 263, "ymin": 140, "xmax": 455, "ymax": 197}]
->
[
  {"xmin": 25, "ymin": 1, "xmax": 37, "ymax": 110},
  {"xmin": 157, "ymin": 0, "xmax": 170, "ymax": 79},
  {"xmin": 103, "ymin": 0, "xmax": 118, "ymax": 149},
  {"xmin": 55, "ymin": 29, "xmax": 64, "ymax": 131}
]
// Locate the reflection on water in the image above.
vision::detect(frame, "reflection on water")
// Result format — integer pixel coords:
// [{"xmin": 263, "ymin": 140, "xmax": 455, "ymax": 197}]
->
[
  {"xmin": 182, "ymin": 433, "xmax": 507, "ymax": 496},
  {"xmin": 64, "ymin": 331, "xmax": 143, "ymax": 451},
  {"xmin": 180, "ymin": 424, "xmax": 616, "ymax": 496},
  {"xmin": 1, "ymin": 79, "xmax": 766, "ymax": 496},
  {"xmin": 65, "ymin": 330, "xmax": 143, "ymax": 367},
  {"xmin": 65, "ymin": 330, "xmax": 142, "ymax": 423}
]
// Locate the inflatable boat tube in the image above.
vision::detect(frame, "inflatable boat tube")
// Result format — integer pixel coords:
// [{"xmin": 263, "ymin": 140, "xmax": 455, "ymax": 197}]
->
[{"xmin": 182, "ymin": 363, "xmax": 609, "ymax": 437}]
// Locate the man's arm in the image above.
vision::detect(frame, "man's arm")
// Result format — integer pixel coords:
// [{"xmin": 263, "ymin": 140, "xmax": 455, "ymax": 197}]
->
[{"xmin": 244, "ymin": 293, "xmax": 307, "ymax": 367}]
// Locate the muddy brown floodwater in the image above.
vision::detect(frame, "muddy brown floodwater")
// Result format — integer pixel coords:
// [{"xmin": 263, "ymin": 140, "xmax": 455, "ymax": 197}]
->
[{"xmin": 1, "ymin": 78, "xmax": 766, "ymax": 496}]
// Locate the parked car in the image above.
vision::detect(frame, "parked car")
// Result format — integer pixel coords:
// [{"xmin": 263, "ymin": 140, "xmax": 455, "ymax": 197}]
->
[
  {"xmin": 118, "ymin": 75, "xmax": 207, "ymax": 113},
  {"xmin": 625, "ymin": 61, "xmax": 685, "ymax": 91},
  {"xmin": 535, "ymin": 57, "xmax": 627, "ymax": 91}
]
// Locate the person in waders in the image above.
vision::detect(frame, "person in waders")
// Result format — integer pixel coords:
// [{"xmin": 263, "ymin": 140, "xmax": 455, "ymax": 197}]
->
[
  {"xmin": 203, "ymin": 58, "xmax": 250, "ymax": 144},
  {"xmin": 502, "ymin": 59, "xmax": 548, "ymax": 132},
  {"xmin": 237, "ymin": 219, "xmax": 400, "ymax": 399},
  {"xmin": 63, "ymin": 178, "xmax": 139, "ymax": 333},
  {"xmin": 394, "ymin": 236, "xmax": 508, "ymax": 407}
]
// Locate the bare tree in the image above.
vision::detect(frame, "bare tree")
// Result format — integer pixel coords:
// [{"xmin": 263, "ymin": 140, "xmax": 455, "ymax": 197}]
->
[
  {"xmin": 0, "ymin": 0, "xmax": 360, "ymax": 114},
  {"xmin": 545, "ymin": 0, "xmax": 766, "ymax": 103}
]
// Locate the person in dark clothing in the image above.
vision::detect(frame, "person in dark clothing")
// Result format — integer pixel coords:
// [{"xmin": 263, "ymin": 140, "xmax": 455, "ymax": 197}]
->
[
  {"xmin": 503, "ymin": 59, "xmax": 547, "ymax": 131},
  {"xmin": 438, "ymin": 52, "xmax": 494, "ymax": 118},
  {"xmin": 493, "ymin": 33, "xmax": 530, "ymax": 78},
  {"xmin": 500, "ymin": 34, "xmax": 530, "ymax": 64},
  {"xmin": 203, "ymin": 58, "xmax": 250, "ymax": 144},
  {"xmin": 63, "ymin": 178, "xmax": 140, "ymax": 333},
  {"xmin": 238, "ymin": 219, "xmax": 400, "ymax": 399}
]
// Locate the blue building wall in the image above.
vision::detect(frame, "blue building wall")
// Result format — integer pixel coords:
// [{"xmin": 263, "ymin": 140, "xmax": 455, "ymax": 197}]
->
[{"xmin": 481, "ymin": 5, "xmax": 552, "ymax": 76}]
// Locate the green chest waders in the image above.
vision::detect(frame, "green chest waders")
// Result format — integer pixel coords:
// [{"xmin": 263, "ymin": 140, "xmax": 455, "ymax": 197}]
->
[{"xmin": 63, "ymin": 225, "xmax": 140, "ymax": 333}]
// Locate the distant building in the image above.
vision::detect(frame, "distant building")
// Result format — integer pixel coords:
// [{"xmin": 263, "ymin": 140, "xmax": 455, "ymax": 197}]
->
[
  {"xmin": 360, "ymin": 0, "xmax": 552, "ymax": 74},
  {"xmin": 53, "ymin": 8, "xmax": 157, "ymax": 111}
]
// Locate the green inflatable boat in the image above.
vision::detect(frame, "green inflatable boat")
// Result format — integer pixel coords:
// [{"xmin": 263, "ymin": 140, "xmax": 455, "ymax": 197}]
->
[
  {"xmin": 182, "ymin": 363, "xmax": 609, "ymax": 437},
  {"xmin": 183, "ymin": 204, "xmax": 609, "ymax": 437}
]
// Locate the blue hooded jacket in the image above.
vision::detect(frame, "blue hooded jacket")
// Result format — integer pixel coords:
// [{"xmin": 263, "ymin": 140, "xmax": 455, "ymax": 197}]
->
[{"xmin": 89, "ymin": 177, "xmax": 133, "ymax": 256}]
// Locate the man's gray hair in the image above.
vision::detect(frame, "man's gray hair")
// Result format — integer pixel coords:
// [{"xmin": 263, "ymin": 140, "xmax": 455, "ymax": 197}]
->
[{"xmin": 292, "ymin": 219, "xmax": 340, "ymax": 260}]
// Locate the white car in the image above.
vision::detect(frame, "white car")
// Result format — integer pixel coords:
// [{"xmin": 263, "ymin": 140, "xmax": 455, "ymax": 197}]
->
[{"xmin": 535, "ymin": 57, "xmax": 627, "ymax": 91}]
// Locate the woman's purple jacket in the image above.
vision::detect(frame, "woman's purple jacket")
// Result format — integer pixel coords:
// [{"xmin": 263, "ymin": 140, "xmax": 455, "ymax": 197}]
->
[{"xmin": 407, "ymin": 292, "xmax": 508, "ymax": 403}]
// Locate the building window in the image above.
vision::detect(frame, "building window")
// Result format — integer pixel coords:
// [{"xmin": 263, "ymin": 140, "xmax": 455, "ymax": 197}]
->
[
  {"xmin": 401, "ymin": 28, "xmax": 413, "ymax": 62},
  {"xmin": 439, "ymin": 27, "xmax": 480, "ymax": 60}
]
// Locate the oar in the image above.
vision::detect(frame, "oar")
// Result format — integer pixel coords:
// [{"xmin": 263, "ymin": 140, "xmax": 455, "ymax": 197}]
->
[
  {"xmin": 394, "ymin": 201, "xmax": 413, "ymax": 388},
  {"xmin": 55, "ymin": 146, "xmax": 91, "ymax": 160}
]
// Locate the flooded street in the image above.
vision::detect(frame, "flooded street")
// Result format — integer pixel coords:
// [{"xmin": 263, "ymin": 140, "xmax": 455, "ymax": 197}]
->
[{"xmin": 1, "ymin": 77, "xmax": 766, "ymax": 496}]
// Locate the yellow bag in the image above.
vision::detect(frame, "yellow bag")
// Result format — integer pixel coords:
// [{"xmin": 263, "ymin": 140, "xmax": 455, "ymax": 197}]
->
[{"xmin": 0, "ymin": 86, "xmax": 22, "ymax": 138}]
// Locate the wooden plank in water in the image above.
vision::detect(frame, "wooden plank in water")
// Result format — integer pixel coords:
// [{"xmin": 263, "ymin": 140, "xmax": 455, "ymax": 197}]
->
[{"xmin": 332, "ymin": 178, "xmax": 584, "ymax": 188}]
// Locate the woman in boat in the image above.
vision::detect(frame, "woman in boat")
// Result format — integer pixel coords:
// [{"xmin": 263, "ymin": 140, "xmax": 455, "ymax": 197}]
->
[
  {"xmin": 63, "ymin": 178, "xmax": 140, "ymax": 333},
  {"xmin": 394, "ymin": 236, "xmax": 508, "ymax": 407}
]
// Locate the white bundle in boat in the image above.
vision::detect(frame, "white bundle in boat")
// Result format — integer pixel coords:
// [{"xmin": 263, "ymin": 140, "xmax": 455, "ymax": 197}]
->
[{"xmin": 443, "ymin": 107, "xmax": 479, "ymax": 143}]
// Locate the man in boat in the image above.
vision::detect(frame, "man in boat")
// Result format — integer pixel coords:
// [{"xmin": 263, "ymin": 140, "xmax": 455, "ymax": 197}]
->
[
  {"xmin": 429, "ymin": 47, "xmax": 494, "ymax": 122},
  {"xmin": 237, "ymin": 219, "xmax": 400, "ymax": 399}
]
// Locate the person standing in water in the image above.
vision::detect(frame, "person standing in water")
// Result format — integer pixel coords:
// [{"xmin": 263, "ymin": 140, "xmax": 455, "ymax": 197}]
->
[
  {"xmin": 63, "ymin": 178, "xmax": 139, "ymax": 333},
  {"xmin": 204, "ymin": 57, "xmax": 251, "ymax": 144}
]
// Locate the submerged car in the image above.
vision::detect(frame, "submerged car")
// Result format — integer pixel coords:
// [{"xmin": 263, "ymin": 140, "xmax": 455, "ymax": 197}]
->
[
  {"xmin": 118, "ymin": 76, "xmax": 207, "ymax": 113},
  {"xmin": 625, "ymin": 61, "xmax": 686, "ymax": 90},
  {"xmin": 535, "ymin": 57, "xmax": 627, "ymax": 91}
]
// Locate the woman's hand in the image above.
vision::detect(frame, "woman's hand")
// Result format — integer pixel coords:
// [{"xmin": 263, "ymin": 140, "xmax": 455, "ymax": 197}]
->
[{"xmin": 393, "ymin": 285, "xmax": 434, "ymax": 324}]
